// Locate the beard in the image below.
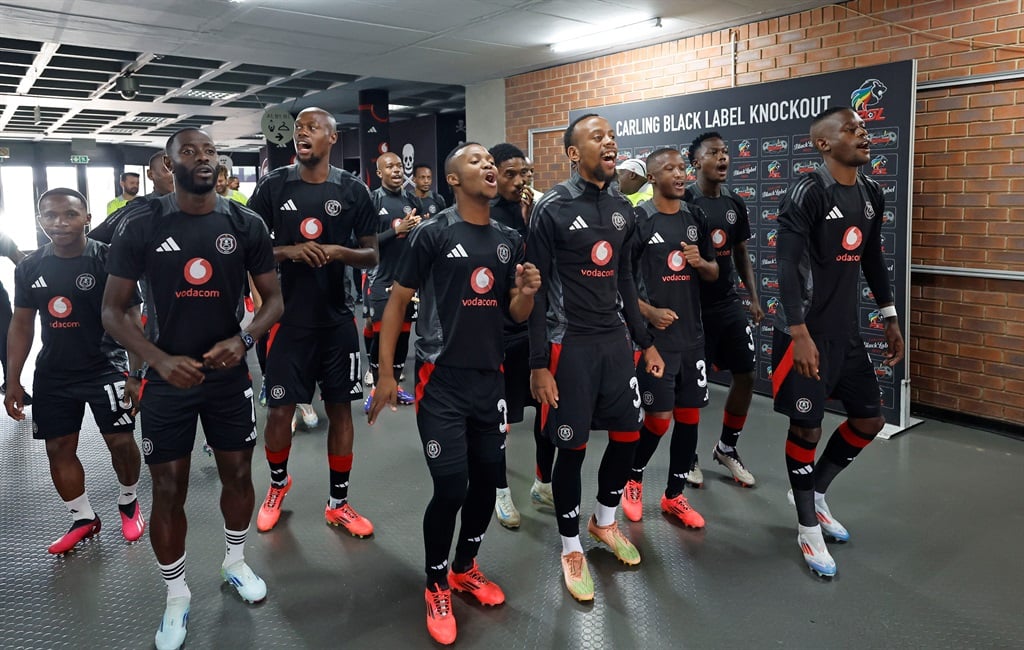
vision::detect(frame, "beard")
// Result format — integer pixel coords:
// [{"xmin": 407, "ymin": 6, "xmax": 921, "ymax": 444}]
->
[
  {"xmin": 297, "ymin": 152, "xmax": 322, "ymax": 168},
  {"xmin": 173, "ymin": 163, "xmax": 216, "ymax": 195}
]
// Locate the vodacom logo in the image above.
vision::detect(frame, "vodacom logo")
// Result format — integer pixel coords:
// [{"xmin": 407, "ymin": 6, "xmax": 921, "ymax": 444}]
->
[
  {"xmin": 184, "ymin": 257, "xmax": 213, "ymax": 285},
  {"xmin": 591, "ymin": 240, "xmax": 612, "ymax": 266},
  {"xmin": 470, "ymin": 267, "xmax": 494, "ymax": 294},
  {"xmin": 300, "ymin": 217, "xmax": 323, "ymax": 239},
  {"xmin": 711, "ymin": 229, "xmax": 727, "ymax": 248},
  {"xmin": 667, "ymin": 250, "xmax": 687, "ymax": 271},
  {"xmin": 48, "ymin": 296, "xmax": 72, "ymax": 319},
  {"xmin": 842, "ymin": 226, "xmax": 863, "ymax": 251}
]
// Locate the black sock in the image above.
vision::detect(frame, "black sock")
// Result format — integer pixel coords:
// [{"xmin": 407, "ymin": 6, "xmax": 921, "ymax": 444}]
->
[
  {"xmin": 495, "ymin": 438, "xmax": 509, "ymax": 489},
  {"xmin": 117, "ymin": 499, "xmax": 137, "ymax": 517},
  {"xmin": 394, "ymin": 331, "xmax": 411, "ymax": 380},
  {"xmin": 423, "ymin": 470, "xmax": 467, "ymax": 590},
  {"xmin": 631, "ymin": 418, "xmax": 669, "ymax": 483},
  {"xmin": 453, "ymin": 460, "xmax": 501, "ymax": 573},
  {"xmin": 719, "ymin": 411, "xmax": 746, "ymax": 449},
  {"xmin": 552, "ymin": 447, "xmax": 586, "ymax": 537},
  {"xmin": 785, "ymin": 430, "xmax": 818, "ymax": 527},
  {"xmin": 533, "ymin": 413, "xmax": 555, "ymax": 483},
  {"xmin": 667, "ymin": 417, "xmax": 699, "ymax": 498},
  {"xmin": 815, "ymin": 420, "xmax": 876, "ymax": 494},
  {"xmin": 597, "ymin": 438, "xmax": 637, "ymax": 508}
]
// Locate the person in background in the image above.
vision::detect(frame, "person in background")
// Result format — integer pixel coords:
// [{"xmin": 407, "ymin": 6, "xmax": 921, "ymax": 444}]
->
[
  {"xmin": 0, "ymin": 230, "xmax": 28, "ymax": 401},
  {"xmin": 615, "ymin": 158, "xmax": 653, "ymax": 206},
  {"xmin": 106, "ymin": 172, "xmax": 140, "ymax": 216}
]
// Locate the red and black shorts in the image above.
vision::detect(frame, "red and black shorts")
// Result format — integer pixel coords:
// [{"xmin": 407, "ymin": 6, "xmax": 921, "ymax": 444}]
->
[
  {"xmin": 137, "ymin": 365, "xmax": 256, "ymax": 464},
  {"xmin": 367, "ymin": 283, "xmax": 417, "ymax": 326},
  {"xmin": 539, "ymin": 333, "xmax": 642, "ymax": 449},
  {"xmin": 414, "ymin": 362, "xmax": 506, "ymax": 477},
  {"xmin": 32, "ymin": 370, "xmax": 136, "ymax": 440},
  {"xmin": 637, "ymin": 347, "xmax": 710, "ymax": 413},
  {"xmin": 771, "ymin": 330, "xmax": 881, "ymax": 423},
  {"xmin": 264, "ymin": 320, "xmax": 362, "ymax": 405},
  {"xmin": 702, "ymin": 300, "xmax": 756, "ymax": 374}
]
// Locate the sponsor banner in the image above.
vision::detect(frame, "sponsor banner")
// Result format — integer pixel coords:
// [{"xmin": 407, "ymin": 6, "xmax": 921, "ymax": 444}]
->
[{"xmin": 571, "ymin": 62, "xmax": 914, "ymax": 427}]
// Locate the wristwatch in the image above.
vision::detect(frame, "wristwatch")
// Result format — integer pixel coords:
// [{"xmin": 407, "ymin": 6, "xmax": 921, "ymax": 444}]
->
[{"xmin": 239, "ymin": 330, "xmax": 256, "ymax": 350}]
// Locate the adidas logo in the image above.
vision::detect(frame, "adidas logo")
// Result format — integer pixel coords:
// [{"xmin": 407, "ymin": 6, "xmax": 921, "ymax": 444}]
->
[
  {"xmin": 825, "ymin": 206, "xmax": 844, "ymax": 221},
  {"xmin": 378, "ymin": 207, "xmax": 388, "ymax": 215},
  {"xmin": 465, "ymin": 534, "xmax": 484, "ymax": 543},
  {"xmin": 280, "ymin": 199, "xmax": 298, "ymax": 211},
  {"xmin": 569, "ymin": 215, "xmax": 589, "ymax": 230},
  {"xmin": 648, "ymin": 232, "xmax": 665, "ymax": 244},
  {"xmin": 446, "ymin": 244, "xmax": 468, "ymax": 258},
  {"xmin": 561, "ymin": 505, "xmax": 581, "ymax": 519},
  {"xmin": 156, "ymin": 237, "xmax": 181, "ymax": 252},
  {"xmin": 114, "ymin": 413, "xmax": 134, "ymax": 427},
  {"xmin": 367, "ymin": 126, "xmax": 378, "ymax": 134},
  {"xmin": 31, "ymin": 277, "xmax": 47, "ymax": 289},
  {"xmin": 350, "ymin": 383, "xmax": 362, "ymax": 395},
  {"xmin": 333, "ymin": 482, "xmax": 350, "ymax": 489},
  {"xmin": 791, "ymin": 465, "xmax": 814, "ymax": 475},
  {"xmin": 429, "ymin": 559, "xmax": 448, "ymax": 571},
  {"xmin": 244, "ymin": 428, "xmax": 257, "ymax": 443}
]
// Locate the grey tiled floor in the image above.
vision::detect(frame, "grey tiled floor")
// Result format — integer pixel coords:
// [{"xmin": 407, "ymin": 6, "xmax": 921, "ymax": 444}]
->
[{"xmin": 1, "ymin": 353, "xmax": 1021, "ymax": 649}]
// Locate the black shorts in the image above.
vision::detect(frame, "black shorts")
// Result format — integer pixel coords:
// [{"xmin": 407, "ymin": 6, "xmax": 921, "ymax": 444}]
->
[
  {"xmin": 138, "ymin": 365, "xmax": 256, "ymax": 465},
  {"xmin": 415, "ymin": 362, "xmax": 506, "ymax": 477},
  {"xmin": 540, "ymin": 334, "xmax": 642, "ymax": 449},
  {"xmin": 702, "ymin": 301, "xmax": 756, "ymax": 374},
  {"xmin": 637, "ymin": 347, "xmax": 710, "ymax": 412},
  {"xmin": 32, "ymin": 371, "xmax": 136, "ymax": 440},
  {"xmin": 264, "ymin": 321, "xmax": 362, "ymax": 405},
  {"xmin": 771, "ymin": 330, "xmax": 881, "ymax": 423},
  {"xmin": 502, "ymin": 334, "xmax": 536, "ymax": 424},
  {"xmin": 368, "ymin": 285, "xmax": 417, "ymax": 325}
]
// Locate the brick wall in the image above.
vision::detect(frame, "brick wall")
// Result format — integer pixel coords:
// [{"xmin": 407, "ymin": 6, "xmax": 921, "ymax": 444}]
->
[{"xmin": 506, "ymin": 0, "xmax": 1024, "ymax": 427}]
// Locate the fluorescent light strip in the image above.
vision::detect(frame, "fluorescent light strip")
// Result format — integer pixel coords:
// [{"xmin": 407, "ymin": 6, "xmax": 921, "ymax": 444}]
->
[{"xmin": 550, "ymin": 17, "xmax": 662, "ymax": 54}]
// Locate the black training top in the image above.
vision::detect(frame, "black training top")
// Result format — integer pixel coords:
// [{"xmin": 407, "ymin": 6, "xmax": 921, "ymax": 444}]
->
[
  {"xmin": 248, "ymin": 164, "xmax": 376, "ymax": 327},
  {"xmin": 684, "ymin": 184, "xmax": 751, "ymax": 308},
  {"xmin": 107, "ymin": 194, "xmax": 275, "ymax": 358},
  {"xmin": 396, "ymin": 207, "xmax": 523, "ymax": 370}
]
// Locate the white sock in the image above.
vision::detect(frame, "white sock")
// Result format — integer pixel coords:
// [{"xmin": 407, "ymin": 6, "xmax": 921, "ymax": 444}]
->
[
  {"xmin": 532, "ymin": 479, "xmax": 550, "ymax": 489},
  {"xmin": 159, "ymin": 554, "xmax": 191, "ymax": 600},
  {"xmin": 118, "ymin": 481, "xmax": 138, "ymax": 506},
  {"xmin": 814, "ymin": 491, "xmax": 827, "ymax": 505},
  {"xmin": 593, "ymin": 502, "xmax": 617, "ymax": 527},
  {"xmin": 561, "ymin": 535, "xmax": 583, "ymax": 555},
  {"xmin": 798, "ymin": 523, "xmax": 822, "ymax": 536},
  {"xmin": 64, "ymin": 492, "xmax": 96, "ymax": 522},
  {"xmin": 223, "ymin": 527, "xmax": 248, "ymax": 568},
  {"xmin": 496, "ymin": 487, "xmax": 511, "ymax": 496},
  {"xmin": 716, "ymin": 441, "xmax": 735, "ymax": 454},
  {"xmin": 328, "ymin": 497, "xmax": 347, "ymax": 509}
]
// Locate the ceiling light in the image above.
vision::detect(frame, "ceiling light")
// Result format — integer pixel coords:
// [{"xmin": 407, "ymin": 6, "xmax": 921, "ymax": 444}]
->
[
  {"xmin": 388, "ymin": 104, "xmax": 413, "ymax": 111},
  {"xmin": 549, "ymin": 17, "xmax": 662, "ymax": 54},
  {"xmin": 183, "ymin": 89, "xmax": 238, "ymax": 100}
]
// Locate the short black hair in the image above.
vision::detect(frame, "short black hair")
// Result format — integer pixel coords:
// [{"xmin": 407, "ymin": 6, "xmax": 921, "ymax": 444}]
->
[
  {"xmin": 165, "ymin": 127, "xmax": 204, "ymax": 154},
  {"xmin": 489, "ymin": 143, "xmax": 526, "ymax": 168},
  {"xmin": 147, "ymin": 151, "xmax": 165, "ymax": 166},
  {"xmin": 444, "ymin": 141, "xmax": 484, "ymax": 175},
  {"xmin": 38, "ymin": 187, "xmax": 88, "ymax": 213},
  {"xmin": 412, "ymin": 163, "xmax": 432, "ymax": 176},
  {"xmin": 563, "ymin": 113, "xmax": 598, "ymax": 154},
  {"xmin": 686, "ymin": 131, "xmax": 723, "ymax": 164},
  {"xmin": 811, "ymin": 106, "xmax": 852, "ymax": 128},
  {"xmin": 120, "ymin": 172, "xmax": 140, "ymax": 182},
  {"xmin": 646, "ymin": 147, "xmax": 681, "ymax": 173}
]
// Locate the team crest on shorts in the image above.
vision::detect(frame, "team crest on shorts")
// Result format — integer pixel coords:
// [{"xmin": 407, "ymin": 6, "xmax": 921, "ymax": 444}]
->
[
  {"xmin": 325, "ymin": 199, "xmax": 342, "ymax": 216},
  {"xmin": 864, "ymin": 203, "xmax": 875, "ymax": 220},
  {"xmin": 270, "ymin": 385, "xmax": 286, "ymax": 400},
  {"xmin": 686, "ymin": 225, "xmax": 699, "ymax": 242},
  {"xmin": 726, "ymin": 210, "xmax": 738, "ymax": 225},
  {"xmin": 496, "ymin": 243, "xmax": 511, "ymax": 264},
  {"xmin": 642, "ymin": 391, "xmax": 654, "ymax": 406},
  {"xmin": 425, "ymin": 440, "xmax": 442, "ymax": 459},
  {"xmin": 611, "ymin": 212, "xmax": 626, "ymax": 230},
  {"xmin": 141, "ymin": 438, "xmax": 154, "ymax": 456},
  {"xmin": 557, "ymin": 424, "xmax": 573, "ymax": 441},
  {"xmin": 75, "ymin": 273, "xmax": 96, "ymax": 291},
  {"xmin": 216, "ymin": 233, "xmax": 237, "ymax": 254},
  {"xmin": 795, "ymin": 397, "xmax": 813, "ymax": 413}
]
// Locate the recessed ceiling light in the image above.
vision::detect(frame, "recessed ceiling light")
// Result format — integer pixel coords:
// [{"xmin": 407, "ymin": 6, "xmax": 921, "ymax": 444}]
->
[
  {"xmin": 183, "ymin": 89, "xmax": 238, "ymax": 100},
  {"xmin": 388, "ymin": 104, "xmax": 413, "ymax": 111}
]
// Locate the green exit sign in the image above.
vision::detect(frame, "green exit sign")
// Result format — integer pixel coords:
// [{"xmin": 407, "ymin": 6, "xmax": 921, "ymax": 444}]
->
[{"xmin": 70, "ymin": 154, "xmax": 89, "ymax": 164}]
